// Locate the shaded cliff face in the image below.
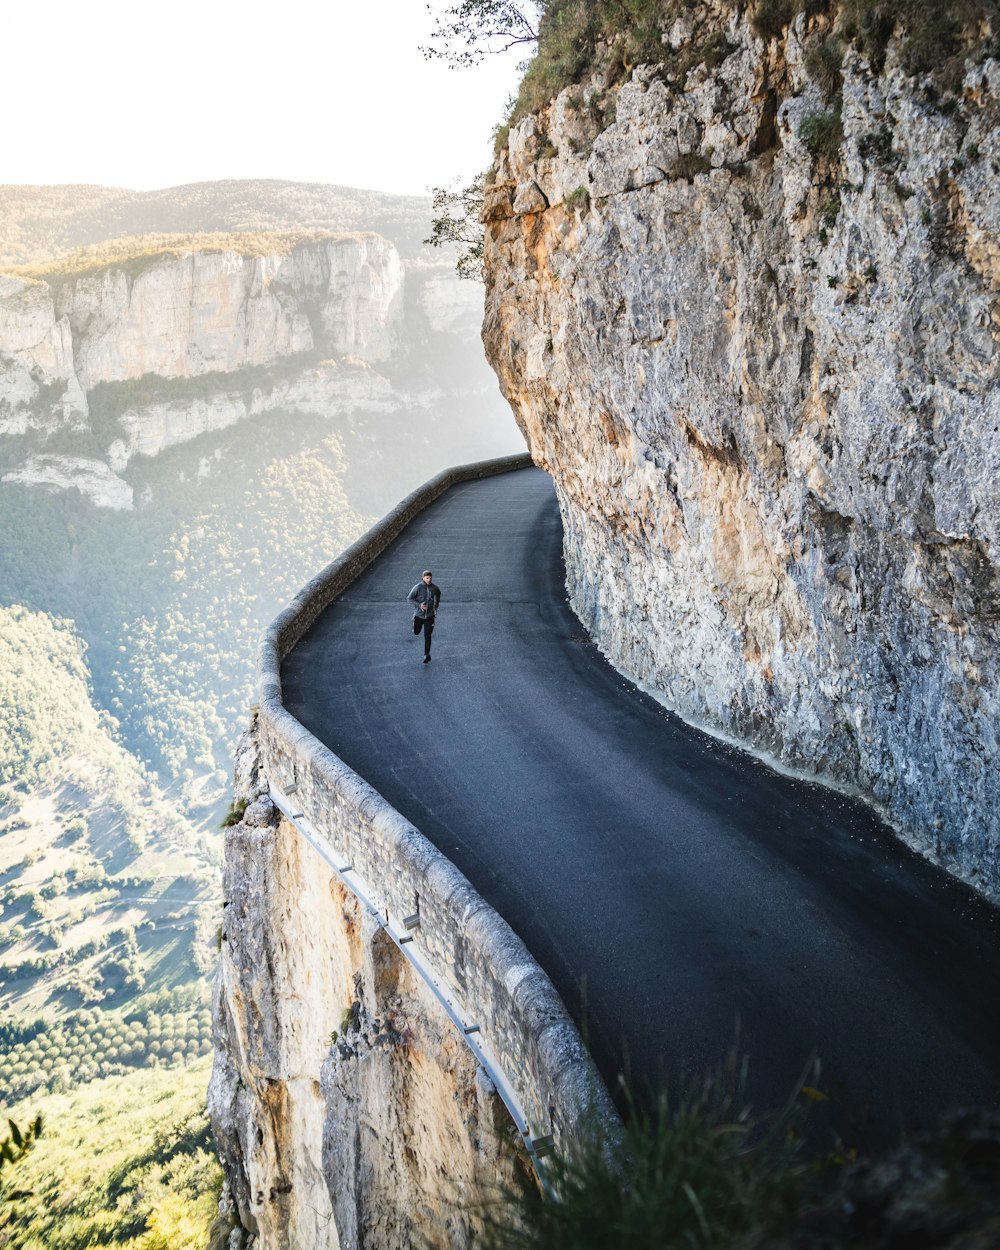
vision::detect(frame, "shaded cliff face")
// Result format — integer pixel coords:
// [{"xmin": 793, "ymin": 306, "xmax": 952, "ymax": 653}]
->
[
  {"xmin": 210, "ymin": 731, "xmax": 530, "ymax": 1250},
  {"xmin": 483, "ymin": 5, "xmax": 1000, "ymax": 893}
]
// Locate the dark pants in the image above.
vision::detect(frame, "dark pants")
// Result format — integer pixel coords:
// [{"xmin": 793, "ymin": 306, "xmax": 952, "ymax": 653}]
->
[{"xmin": 413, "ymin": 615, "xmax": 435, "ymax": 656}]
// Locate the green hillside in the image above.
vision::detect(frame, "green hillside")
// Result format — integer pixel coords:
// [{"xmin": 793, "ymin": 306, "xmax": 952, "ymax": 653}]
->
[
  {"xmin": 0, "ymin": 604, "xmax": 216, "ymax": 1098},
  {"xmin": 3, "ymin": 1057, "xmax": 222, "ymax": 1249}
]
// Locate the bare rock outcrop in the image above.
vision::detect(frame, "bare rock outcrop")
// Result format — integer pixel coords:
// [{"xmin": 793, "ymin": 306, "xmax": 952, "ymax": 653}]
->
[
  {"xmin": 209, "ymin": 730, "xmax": 530, "ymax": 1250},
  {"xmin": 1, "ymin": 454, "xmax": 134, "ymax": 509},
  {"xmin": 0, "ymin": 234, "xmax": 403, "ymax": 451},
  {"xmin": 55, "ymin": 237, "xmax": 401, "ymax": 390},
  {"xmin": 104, "ymin": 361, "xmax": 396, "ymax": 473},
  {"xmin": 483, "ymin": 3, "xmax": 1000, "ymax": 893}
]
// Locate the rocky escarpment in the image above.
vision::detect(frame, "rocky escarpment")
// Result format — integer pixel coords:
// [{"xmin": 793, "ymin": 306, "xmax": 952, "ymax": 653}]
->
[
  {"xmin": 0, "ymin": 235, "xmax": 400, "ymax": 425},
  {"xmin": 0, "ymin": 236, "xmax": 496, "ymax": 506},
  {"xmin": 484, "ymin": 4, "xmax": 1000, "ymax": 893},
  {"xmin": 210, "ymin": 729, "xmax": 532, "ymax": 1250}
]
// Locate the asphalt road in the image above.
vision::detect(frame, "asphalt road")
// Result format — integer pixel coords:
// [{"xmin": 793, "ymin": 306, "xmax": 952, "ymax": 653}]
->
[{"xmin": 283, "ymin": 466, "xmax": 1000, "ymax": 1147}]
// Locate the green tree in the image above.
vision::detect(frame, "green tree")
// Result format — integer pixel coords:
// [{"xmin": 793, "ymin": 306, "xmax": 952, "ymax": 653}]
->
[
  {"xmin": 0, "ymin": 1113, "xmax": 43, "ymax": 1204},
  {"xmin": 421, "ymin": 0, "xmax": 540, "ymax": 66},
  {"xmin": 426, "ymin": 175, "xmax": 487, "ymax": 280}
]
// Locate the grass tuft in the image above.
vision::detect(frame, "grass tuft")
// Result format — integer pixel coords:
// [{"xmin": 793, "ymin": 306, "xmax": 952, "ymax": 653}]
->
[
  {"xmin": 752, "ymin": 0, "xmax": 803, "ymax": 40},
  {"xmin": 220, "ymin": 798, "xmax": 249, "ymax": 828},
  {"xmin": 471, "ymin": 1053, "xmax": 821, "ymax": 1250},
  {"xmin": 805, "ymin": 33, "xmax": 846, "ymax": 97},
  {"xmin": 798, "ymin": 110, "xmax": 844, "ymax": 160}
]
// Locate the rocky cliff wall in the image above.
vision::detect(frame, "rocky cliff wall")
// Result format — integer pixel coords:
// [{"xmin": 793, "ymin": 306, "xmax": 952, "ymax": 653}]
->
[
  {"xmin": 0, "ymin": 237, "xmax": 502, "ymax": 508},
  {"xmin": 210, "ymin": 732, "xmax": 528, "ymax": 1250},
  {"xmin": 0, "ymin": 234, "xmax": 401, "ymax": 425},
  {"xmin": 483, "ymin": 3, "xmax": 1000, "ymax": 894}
]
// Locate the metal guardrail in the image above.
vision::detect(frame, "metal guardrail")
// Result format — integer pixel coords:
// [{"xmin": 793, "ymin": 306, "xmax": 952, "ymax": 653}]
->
[{"xmin": 268, "ymin": 782, "xmax": 557, "ymax": 1184}]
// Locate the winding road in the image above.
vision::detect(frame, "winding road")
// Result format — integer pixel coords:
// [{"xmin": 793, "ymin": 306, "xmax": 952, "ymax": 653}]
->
[{"xmin": 283, "ymin": 465, "xmax": 1000, "ymax": 1147}]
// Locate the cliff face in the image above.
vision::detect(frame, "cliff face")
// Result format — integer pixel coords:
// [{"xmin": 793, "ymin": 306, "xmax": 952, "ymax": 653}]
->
[
  {"xmin": 210, "ymin": 730, "xmax": 529, "ymax": 1250},
  {"xmin": 483, "ymin": 5, "xmax": 1000, "ymax": 892},
  {"xmin": 54, "ymin": 238, "xmax": 401, "ymax": 389},
  {"xmin": 0, "ymin": 238, "xmax": 497, "ymax": 506},
  {"xmin": 0, "ymin": 274, "xmax": 84, "ymax": 426},
  {"xmin": 0, "ymin": 236, "xmax": 400, "ymax": 427}
]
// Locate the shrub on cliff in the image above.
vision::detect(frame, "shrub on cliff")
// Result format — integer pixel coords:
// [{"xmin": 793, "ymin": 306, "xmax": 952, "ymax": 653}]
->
[
  {"xmin": 473, "ymin": 1055, "xmax": 820, "ymax": 1250},
  {"xmin": 797, "ymin": 109, "xmax": 844, "ymax": 160},
  {"xmin": 458, "ymin": 0, "xmax": 1000, "ymax": 141}
]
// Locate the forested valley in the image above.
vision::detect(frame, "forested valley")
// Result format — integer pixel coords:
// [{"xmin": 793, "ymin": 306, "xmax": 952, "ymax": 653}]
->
[{"xmin": 0, "ymin": 180, "xmax": 519, "ymax": 1247}]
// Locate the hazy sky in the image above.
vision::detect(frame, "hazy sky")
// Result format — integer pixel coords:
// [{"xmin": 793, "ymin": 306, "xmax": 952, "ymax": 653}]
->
[{"xmin": 4, "ymin": 0, "xmax": 524, "ymax": 195}]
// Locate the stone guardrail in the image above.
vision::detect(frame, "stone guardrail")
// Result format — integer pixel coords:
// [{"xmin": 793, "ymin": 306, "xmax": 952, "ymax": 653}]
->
[{"xmin": 256, "ymin": 453, "xmax": 618, "ymax": 1166}]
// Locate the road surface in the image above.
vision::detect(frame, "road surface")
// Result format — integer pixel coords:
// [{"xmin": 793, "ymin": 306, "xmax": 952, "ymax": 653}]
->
[{"xmin": 283, "ymin": 466, "xmax": 1000, "ymax": 1146}]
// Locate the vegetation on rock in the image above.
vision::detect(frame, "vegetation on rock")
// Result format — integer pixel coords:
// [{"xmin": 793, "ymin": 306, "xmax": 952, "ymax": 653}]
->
[
  {"xmin": 473, "ymin": 1057, "xmax": 826, "ymax": 1250},
  {"xmin": 11, "ymin": 230, "xmax": 347, "ymax": 284},
  {"xmin": 455, "ymin": 0, "xmax": 1000, "ymax": 136}
]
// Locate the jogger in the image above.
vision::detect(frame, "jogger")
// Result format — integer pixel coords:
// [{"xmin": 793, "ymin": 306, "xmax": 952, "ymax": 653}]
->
[{"xmin": 408, "ymin": 570, "xmax": 441, "ymax": 663}]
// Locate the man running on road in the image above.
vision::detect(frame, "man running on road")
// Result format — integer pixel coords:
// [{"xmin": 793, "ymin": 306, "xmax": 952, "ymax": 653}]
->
[{"xmin": 408, "ymin": 570, "xmax": 441, "ymax": 664}]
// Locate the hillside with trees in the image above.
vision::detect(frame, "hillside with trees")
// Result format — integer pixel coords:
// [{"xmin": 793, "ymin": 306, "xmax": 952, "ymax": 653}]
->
[
  {"xmin": 2, "ymin": 1058, "xmax": 221, "ymax": 1249},
  {"xmin": 0, "ymin": 603, "xmax": 216, "ymax": 1092}
]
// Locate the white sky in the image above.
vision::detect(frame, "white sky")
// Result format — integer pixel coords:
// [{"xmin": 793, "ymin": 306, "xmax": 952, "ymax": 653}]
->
[{"xmin": 2, "ymin": 0, "xmax": 525, "ymax": 195}]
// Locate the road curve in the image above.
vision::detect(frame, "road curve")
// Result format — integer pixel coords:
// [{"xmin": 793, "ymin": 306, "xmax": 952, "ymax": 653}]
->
[{"xmin": 283, "ymin": 466, "xmax": 1000, "ymax": 1147}]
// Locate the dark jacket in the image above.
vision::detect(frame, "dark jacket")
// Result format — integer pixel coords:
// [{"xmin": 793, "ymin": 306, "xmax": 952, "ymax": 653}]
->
[{"xmin": 408, "ymin": 581, "xmax": 441, "ymax": 619}]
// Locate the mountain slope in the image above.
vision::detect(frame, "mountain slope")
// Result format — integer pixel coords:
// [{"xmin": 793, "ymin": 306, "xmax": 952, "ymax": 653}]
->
[{"xmin": 0, "ymin": 178, "xmax": 437, "ymax": 268}]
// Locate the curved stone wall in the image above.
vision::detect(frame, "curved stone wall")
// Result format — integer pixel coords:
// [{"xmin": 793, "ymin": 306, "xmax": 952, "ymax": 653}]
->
[{"xmin": 256, "ymin": 452, "xmax": 617, "ymax": 1160}]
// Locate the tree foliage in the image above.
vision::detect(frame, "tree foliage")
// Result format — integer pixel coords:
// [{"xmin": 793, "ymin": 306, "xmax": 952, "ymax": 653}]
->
[
  {"xmin": 1, "ymin": 1062, "xmax": 220, "ymax": 1248},
  {"xmin": 425, "ymin": 176, "xmax": 486, "ymax": 280},
  {"xmin": 0, "ymin": 1113, "xmax": 43, "ymax": 1204},
  {"xmin": 422, "ymin": 0, "xmax": 541, "ymax": 67}
]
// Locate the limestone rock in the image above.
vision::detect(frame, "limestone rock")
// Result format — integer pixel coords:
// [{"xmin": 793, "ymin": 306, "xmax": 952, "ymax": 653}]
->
[
  {"xmin": 211, "ymin": 730, "xmax": 531, "ymax": 1250},
  {"xmin": 104, "ymin": 361, "xmax": 395, "ymax": 471},
  {"xmin": 0, "ymin": 235, "xmax": 403, "ymax": 436},
  {"xmin": 512, "ymin": 181, "xmax": 549, "ymax": 215},
  {"xmin": 483, "ymin": 5, "xmax": 1000, "ymax": 894},
  {"xmin": 1, "ymin": 454, "xmax": 133, "ymax": 509},
  {"xmin": 56, "ymin": 237, "xmax": 402, "ymax": 391}
]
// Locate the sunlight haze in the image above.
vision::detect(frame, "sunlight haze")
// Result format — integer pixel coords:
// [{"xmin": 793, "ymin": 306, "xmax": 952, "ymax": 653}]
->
[{"xmin": 4, "ymin": 0, "xmax": 522, "ymax": 194}]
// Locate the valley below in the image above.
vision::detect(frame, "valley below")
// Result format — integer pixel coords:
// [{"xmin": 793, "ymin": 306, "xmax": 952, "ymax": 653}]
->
[{"xmin": 0, "ymin": 179, "xmax": 522, "ymax": 1247}]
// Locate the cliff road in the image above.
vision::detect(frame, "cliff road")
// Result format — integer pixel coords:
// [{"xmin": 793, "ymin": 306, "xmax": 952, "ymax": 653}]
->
[{"xmin": 282, "ymin": 464, "xmax": 1000, "ymax": 1146}]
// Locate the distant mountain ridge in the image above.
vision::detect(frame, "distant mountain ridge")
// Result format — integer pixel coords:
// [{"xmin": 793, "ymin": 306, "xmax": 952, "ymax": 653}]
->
[{"xmin": 0, "ymin": 179, "xmax": 437, "ymax": 268}]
